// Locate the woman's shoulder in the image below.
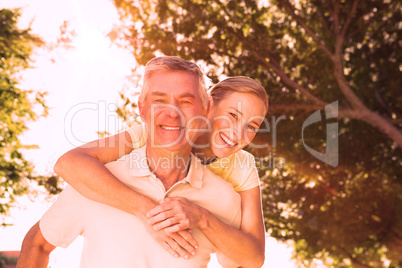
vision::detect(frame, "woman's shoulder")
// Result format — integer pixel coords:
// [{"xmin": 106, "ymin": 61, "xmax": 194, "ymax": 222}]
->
[
  {"xmin": 208, "ymin": 150, "xmax": 259, "ymax": 192},
  {"xmin": 232, "ymin": 149, "xmax": 256, "ymax": 160},
  {"xmin": 125, "ymin": 123, "xmax": 147, "ymax": 148},
  {"xmin": 220, "ymin": 150, "xmax": 256, "ymax": 168}
]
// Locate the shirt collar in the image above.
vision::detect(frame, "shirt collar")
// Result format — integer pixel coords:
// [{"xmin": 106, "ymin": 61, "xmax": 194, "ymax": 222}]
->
[
  {"xmin": 128, "ymin": 146, "xmax": 152, "ymax": 177},
  {"xmin": 129, "ymin": 145, "xmax": 204, "ymax": 189},
  {"xmin": 185, "ymin": 154, "xmax": 204, "ymax": 189}
]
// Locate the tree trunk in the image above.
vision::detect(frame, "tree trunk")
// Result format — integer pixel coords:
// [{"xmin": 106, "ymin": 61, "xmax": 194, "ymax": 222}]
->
[{"xmin": 357, "ymin": 109, "xmax": 402, "ymax": 148}]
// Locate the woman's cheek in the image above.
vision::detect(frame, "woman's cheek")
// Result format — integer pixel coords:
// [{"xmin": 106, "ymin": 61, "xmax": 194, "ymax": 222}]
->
[{"xmin": 244, "ymin": 132, "xmax": 257, "ymax": 146}]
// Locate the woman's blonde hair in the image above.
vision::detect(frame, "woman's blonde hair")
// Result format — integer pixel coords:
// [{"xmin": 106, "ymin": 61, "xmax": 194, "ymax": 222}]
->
[
  {"xmin": 208, "ymin": 76, "xmax": 269, "ymax": 111},
  {"xmin": 140, "ymin": 56, "xmax": 209, "ymax": 109}
]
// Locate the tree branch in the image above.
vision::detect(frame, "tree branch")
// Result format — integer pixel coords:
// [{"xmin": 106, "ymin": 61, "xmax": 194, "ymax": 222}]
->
[
  {"xmin": 179, "ymin": 0, "xmax": 402, "ymax": 147},
  {"xmin": 331, "ymin": 0, "xmax": 340, "ymax": 34},
  {"xmin": 326, "ymin": 1, "xmax": 402, "ymax": 147},
  {"xmin": 210, "ymin": 12, "xmax": 329, "ymax": 107},
  {"xmin": 246, "ymin": 50, "xmax": 327, "ymax": 106},
  {"xmin": 340, "ymin": 0, "xmax": 360, "ymax": 39},
  {"xmin": 317, "ymin": 180, "xmax": 339, "ymax": 197},
  {"xmin": 329, "ymin": 0, "xmax": 368, "ymax": 111},
  {"xmin": 347, "ymin": 11, "xmax": 378, "ymax": 39},
  {"xmin": 269, "ymin": 103, "xmax": 325, "ymax": 113},
  {"xmin": 231, "ymin": 1, "xmax": 402, "ymax": 147},
  {"xmin": 277, "ymin": 0, "xmax": 334, "ymax": 60}
]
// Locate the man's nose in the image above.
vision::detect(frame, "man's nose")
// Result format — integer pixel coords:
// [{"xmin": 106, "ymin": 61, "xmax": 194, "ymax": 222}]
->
[
  {"xmin": 164, "ymin": 102, "xmax": 181, "ymax": 119},
  {"xmin": 165, "ymin": 107, "xmax": 180, "ymax": 118}
]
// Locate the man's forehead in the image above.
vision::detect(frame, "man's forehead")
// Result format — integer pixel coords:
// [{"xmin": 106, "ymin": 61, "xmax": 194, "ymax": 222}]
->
[{"xmin": 149, "ymin": 70, "xmax": 198, "ymax": 80}]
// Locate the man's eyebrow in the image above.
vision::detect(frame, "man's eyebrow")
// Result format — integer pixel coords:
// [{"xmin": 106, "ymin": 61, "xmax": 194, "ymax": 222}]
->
[
  {"xmin": 178, "ymin": 93, "xmax": 196, "ymax": 99},
  {"xmin": 149, "ymin": 92, "xmax": 196, "ymax": 99},
  {"xmin": 149, "ymin": 92, "xmax": 168, "ymax": 97}
]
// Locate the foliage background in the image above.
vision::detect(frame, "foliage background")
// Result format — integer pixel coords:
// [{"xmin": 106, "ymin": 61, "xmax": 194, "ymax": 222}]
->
[
  {"xmin": 0, "ymin": 8, "xmax": 61, "ymax": 227},
  {"xmin": 110, "ymin": 0, "xmax": 402, "ymax": 267},
  {"xmin": 1, "ymin": 1, "xmax": 401, "ymax": 267}
]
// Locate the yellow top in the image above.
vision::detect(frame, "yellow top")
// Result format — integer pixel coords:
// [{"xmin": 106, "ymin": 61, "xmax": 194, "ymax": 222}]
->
[{"xmin": 125, "ymin": 124, "xmax": 260, "ymax": 192}]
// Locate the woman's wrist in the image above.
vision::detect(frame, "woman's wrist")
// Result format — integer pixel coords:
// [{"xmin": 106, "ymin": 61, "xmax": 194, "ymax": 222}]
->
[{"xmin": 126, "ymin": 193, "xmax": 157, "ymax": 221}]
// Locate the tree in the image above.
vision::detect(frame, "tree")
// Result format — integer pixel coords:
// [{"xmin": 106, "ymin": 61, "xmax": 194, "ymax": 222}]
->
[
  {"xmin": 111, "ymin": 0, "xmax": 401, "ymax": 267},
  {"xmin": 0, "ymin": 9, "xmax": 61, "ymax": 226}
]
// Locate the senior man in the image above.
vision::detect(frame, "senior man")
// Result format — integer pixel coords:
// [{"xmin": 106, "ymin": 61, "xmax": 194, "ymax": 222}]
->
[{"xmin": 17, "ymin": 56, "xmax": 241, "ymax": 267}]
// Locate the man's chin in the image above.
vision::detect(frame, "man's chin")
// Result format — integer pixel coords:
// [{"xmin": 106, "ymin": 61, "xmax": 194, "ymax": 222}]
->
[{"xmin": 150, "ymin": 139, "xmax": 191, "ymax": 151}]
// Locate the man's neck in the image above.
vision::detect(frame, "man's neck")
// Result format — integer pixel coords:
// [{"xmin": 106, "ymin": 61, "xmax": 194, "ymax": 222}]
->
[
  {"xmin": 146, "ymin": 144, "xmax": 192, "ymax": 190},
  {"xmin": 192, "ymin": 132, "xmax": 216, "ymax": 164}
]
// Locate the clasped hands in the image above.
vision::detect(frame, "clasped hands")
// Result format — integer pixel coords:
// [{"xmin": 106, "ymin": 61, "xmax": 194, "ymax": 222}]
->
[{"xmin": 143, "ymin": 197, "xmax": 208, "ymax": 259}]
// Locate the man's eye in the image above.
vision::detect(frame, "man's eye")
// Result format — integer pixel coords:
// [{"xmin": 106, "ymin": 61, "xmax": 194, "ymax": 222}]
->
[{"xmin": 229, "ymin": 113, "xmax": 238, "ymax": 119}]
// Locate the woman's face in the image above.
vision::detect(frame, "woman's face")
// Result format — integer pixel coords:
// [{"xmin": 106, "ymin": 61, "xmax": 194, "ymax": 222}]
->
[{"xmin": 207, "ymin": 92, "xmax": 267, "ymax": 158}]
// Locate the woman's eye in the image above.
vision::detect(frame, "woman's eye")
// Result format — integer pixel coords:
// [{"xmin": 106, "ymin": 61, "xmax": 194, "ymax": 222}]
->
[
  {"xmin": 248, "ymin": 125, "xmax": 257, "ymax": 132},
  {"xmin": 229, "ymin": 112, "xmax": 238, "ymax": 119}
]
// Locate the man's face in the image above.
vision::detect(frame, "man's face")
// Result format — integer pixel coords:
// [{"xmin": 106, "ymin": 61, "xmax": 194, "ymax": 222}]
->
[{"xmin": 139, "ymin": 70, "xmax": 207, "ymax": 151}]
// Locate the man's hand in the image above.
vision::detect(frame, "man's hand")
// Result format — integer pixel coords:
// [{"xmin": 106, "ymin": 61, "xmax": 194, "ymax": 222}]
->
[
  {"xmin": 142, "ymin": 220, "xmax": 198, "ymax": 259},
  {"xmin": 146, "ymin": 197, "xmax": 208, "ymax": 233}
]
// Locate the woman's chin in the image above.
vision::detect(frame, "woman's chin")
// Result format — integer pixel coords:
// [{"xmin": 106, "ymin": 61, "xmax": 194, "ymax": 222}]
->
[{"xmin": 212, "ymin": 147, "xmax": 235, "ymax": 159}]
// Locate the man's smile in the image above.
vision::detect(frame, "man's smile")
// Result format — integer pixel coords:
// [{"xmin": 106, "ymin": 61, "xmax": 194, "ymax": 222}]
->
[{"xmin": 160, "ymin": 125, "xmax": 185, "ymax": 131}]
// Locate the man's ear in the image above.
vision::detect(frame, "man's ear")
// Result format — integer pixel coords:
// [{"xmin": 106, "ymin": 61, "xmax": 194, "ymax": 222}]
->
[
  {"xmin": 138, "ymin": 100, "xmax": 144, "ymax": 119},
  {"xmin": 207, "ymin": 96, "xmax": 213, "ymax": 113}
]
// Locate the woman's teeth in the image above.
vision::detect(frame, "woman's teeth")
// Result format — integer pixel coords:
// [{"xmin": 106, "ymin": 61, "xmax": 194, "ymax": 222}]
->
[{"xmin": 220, "ymin": 133, "xmax": 236, "ymax": 146}]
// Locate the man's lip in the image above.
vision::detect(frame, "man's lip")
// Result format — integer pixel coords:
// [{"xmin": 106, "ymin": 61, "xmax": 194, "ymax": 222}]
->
[
  {"xmin": 160, "ymin": 125, "xmax": 185, "ymax": 130},
  {"xmin": 219, "ymin": 132, "xmax": 237, "ymax": 146}
]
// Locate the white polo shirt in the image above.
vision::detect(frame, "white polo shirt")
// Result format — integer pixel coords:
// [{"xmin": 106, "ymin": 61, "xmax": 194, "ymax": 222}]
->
[
  {"xmin": 126, "ymin": 124, "xmax": 260, "ymax": 192},
  {"xmin": 40, "ymin": 146, "xmax": 241, "ymax": 267}
]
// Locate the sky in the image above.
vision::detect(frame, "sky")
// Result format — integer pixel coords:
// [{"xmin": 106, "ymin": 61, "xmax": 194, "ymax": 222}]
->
[{"xmin": 0, "ymin": 0, "xmax": 298, "ymax": 267}]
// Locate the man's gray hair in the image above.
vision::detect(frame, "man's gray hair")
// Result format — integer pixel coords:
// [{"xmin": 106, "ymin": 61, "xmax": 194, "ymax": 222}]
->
[{"xmin": 139, "ymin": 56, "xmax": 209, "ymax": 109}]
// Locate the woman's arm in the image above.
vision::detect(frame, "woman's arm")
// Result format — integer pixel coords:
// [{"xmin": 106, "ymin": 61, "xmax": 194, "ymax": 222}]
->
[
  {"xmin": 147, "ymin": 186, "xmax": 266, "ymax": 267},
  {"xmin": 55, "ymin": 130, "xmax": 154, "ymax": 218},
  {"xmin": 54, "ymin": 129, "xmax": 198, "ymax": 258}
]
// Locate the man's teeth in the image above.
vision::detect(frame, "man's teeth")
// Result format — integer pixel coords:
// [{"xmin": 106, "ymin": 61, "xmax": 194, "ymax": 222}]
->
[
  {"xmin": 220, "ymin": 133, "xmax": 236, "ymax": 146},
  {"xmin": 161, "ymin": 126, "xmax": 183, "ymax": 130}
]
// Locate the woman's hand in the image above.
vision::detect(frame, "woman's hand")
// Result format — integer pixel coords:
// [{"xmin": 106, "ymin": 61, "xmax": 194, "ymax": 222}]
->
[
  {"xmin": 143, "ymin": 223, "xmax": 198, "ymax": 259},
  {"xmin": 146, "ymin": 197, "xmax": 208, "ymax": 233}
]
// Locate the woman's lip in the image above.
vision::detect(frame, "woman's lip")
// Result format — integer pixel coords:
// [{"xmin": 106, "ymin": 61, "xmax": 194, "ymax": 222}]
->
[{"xmin": 219, "ymin": 132, "xmax": 236, "ymax": 146}]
